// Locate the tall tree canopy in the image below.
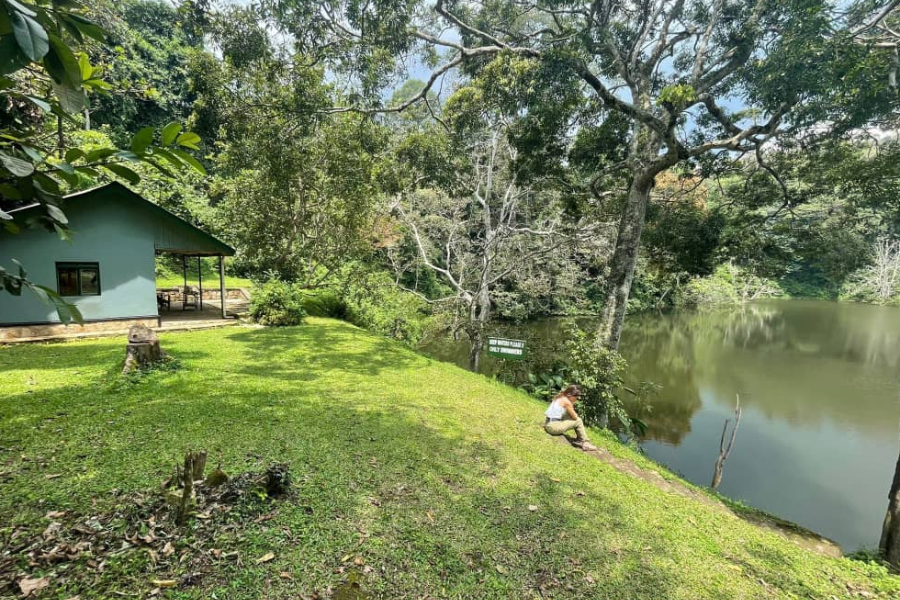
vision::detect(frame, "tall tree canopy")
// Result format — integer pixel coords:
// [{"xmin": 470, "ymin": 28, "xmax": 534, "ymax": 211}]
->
[{"xmin": 265, "ymin": 0, "xmax": 899, "ymax": 347}]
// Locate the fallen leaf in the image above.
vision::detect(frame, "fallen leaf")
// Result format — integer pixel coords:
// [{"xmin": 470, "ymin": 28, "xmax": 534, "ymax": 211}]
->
[
  {"xmin": 279, "ymin": 571, "xmax": 294, "ymax": 580},
  {"xmin": 425, "ymin": 511, "xmax": 435, "ymax": 523},
  {"xmin": 527, "ymin": 505, "xmax": 538, "ymax": 512},
  {"xmin": 19, "ymin": 577, "xmax": 50, "ymax": 596},
  {"xmin": 255, "ymin": 552, "xmax": 275, "ymax": 564},
  {"xmin": 152, "ymin": 579, "xmax": 177, "ymax": 588},
  {"xmin": 45, "ymin": 510, "xmax": 66, "ymax": 519},
  {"xmin": 162, "ymin": 542, "xmax": 175, "ymax": 557},
  {"xmin": 495, "ymin": 565, "xmax": 508, "ymax": 575},
  {"xmin": 551, "ymin": 477, "xmax": 561, "ymax": 483},
  {"xmin": 44, "ymin": 474, "xmax": 62, "ymax": 480},
  {"xmin": 353, "ymin": 556, "xmax": 365, "ymax": 566}
]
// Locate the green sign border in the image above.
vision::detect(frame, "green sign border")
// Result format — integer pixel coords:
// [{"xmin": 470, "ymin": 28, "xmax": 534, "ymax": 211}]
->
[{"xmin": 486, "ymin": 337, "xmax": 526, "ymax": 360}]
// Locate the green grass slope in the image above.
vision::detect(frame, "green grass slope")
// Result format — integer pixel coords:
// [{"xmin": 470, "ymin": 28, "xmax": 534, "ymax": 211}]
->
[{"xmin": 0, "ymin": 319, "xmax": 897, "ymax": 599}]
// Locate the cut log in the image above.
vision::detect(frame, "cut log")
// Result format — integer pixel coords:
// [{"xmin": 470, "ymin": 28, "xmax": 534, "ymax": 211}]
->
[{"xmin": 122, "ymin": 325, "xmax": 164, "ymax": 373}]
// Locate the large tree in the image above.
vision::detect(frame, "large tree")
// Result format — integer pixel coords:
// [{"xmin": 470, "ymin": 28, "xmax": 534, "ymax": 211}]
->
[{"xmin": 267, "ymin": 0, "xmax": 898, "ymax": 347}]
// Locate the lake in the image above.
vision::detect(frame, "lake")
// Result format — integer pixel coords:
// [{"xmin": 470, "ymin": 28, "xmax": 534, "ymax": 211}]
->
[{"xmin": 421, "ymin": 300, "xmax": 900, "ymax": 551}]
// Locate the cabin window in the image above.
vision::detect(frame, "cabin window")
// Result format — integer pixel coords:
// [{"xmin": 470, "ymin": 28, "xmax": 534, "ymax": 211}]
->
[{"xmin": 56, "ymin": 263, "xmax": 100, "ymax": 296}]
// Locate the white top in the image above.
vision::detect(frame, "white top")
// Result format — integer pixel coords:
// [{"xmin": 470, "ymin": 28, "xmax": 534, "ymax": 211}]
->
[{"xmin": 545, "ymin": 398, "xmax": 566, "ymax": 420}]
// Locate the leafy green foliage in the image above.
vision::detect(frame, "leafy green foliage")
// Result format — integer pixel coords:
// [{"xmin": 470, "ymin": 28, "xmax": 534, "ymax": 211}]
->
[
  {"xmin": 676, "ymin": 264, "xmax": 784, "ymax": 307},
  {"xmin": 249, "ymin": 280, "xmax": 307, "ymax": 326},
  {"xmin": 340, "ymin": 270, "xmax": 431, "ymax": 344},
  {"xmin": 563, "ymin": 323, "xmax": 629, "ymax": 430}
]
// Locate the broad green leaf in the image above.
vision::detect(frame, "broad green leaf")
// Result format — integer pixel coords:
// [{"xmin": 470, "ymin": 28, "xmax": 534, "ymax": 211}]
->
[
  {"xmin": 102, "ymin": 162, "xmax": 141, "ymax": 184},
  {"xmin": 0, "ymin": 28, "xmax": 30, "ymax": 74},
  {"xmin": 3, "ymin": 220, "xmax": 20, "ymax": 234},
  {"xmin": 32, "ymin": 171, "xmax": 60, "ymax": 194},
  {"xmin": 64, "ymin": 148, "xmax": 84, "ymax": 163},
  {"xmin": 77, "ymin": 52, "xmax": 92, "ymax": 80},
  {"xmin": 84, "ymin": 147, "xmax": 116, "ymax": 163},
  {"xmin": 131, "ymin": 126, "xmax": 155, "ymax": 154},
  {"xmin": 161, "ymin": 122, "xmax": 182, "ymax": 147},
  {"xmin": 54, "ymin": 168, "xmax": 79, "ymax": 187},
  {"xmin": 44, "ymin": 34, "xmax": 82, "ymax": 88},
  {"xmin": 52, "ymin": 222, "xmax": 71, "ymax": 242},
  {"xmin": 58, "ymin": 14, "xmax": 84, "ymax": 44},
  {"xmin": 9, "ymin": 11, "xmax": 47, "ymax": 61},
  {"xmin": 4, "ymin": 0, "xmax": 38, "ymax": 18},
  {"xmin": 51, "ymin": 80, "xmax": 86, "ymax": 113},
  {"xmin": 115, "ymin": 150, "xmax": 139, "ymax": 162},
  {"xmin": 54, "ymin": 161, "xmax": 75, "ymax": 175},
  {"xmin": 33, "ymin": 284, "xmax": 83, "ymax": 324},
  {"xmin": 144, "ymin": 157, "xmax": 174, "ymax": 178},
  {"xmin": 20, "ymin": 144, "xmax": 41, "ymax": 164},
  {"xmin": 175, "ymin": 131, "xmax": 201, "ymax": 150},
  {"xmin": 46, "ymin": 203, "xmax": 68, "ymax": 224},
  {"xmin": 170, "ymin": 148, "xmax": 206, "ymax": 175},
  {"xmin": 0, "ymin": 152, "xmax": 34, "ymax": 176},
  {"xmin": 74, "ymin": 166, "xmax": 99, "ymax": 178},
  {"xmin": 24, "ymin": 94, "xmax": 50, "ymax": 112},
  {"xmin": 152, "ymin": 147, "xmax": 185, "ymax": 171},
  {"xmin": 64, "ymin": 13, "xmax": 105, "ymax": 43}
]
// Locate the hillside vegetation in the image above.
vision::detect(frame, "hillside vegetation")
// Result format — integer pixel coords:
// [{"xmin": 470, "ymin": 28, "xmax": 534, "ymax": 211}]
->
[{"xmin": 1, "ymin": 320, "xmax": 898, "ymax": 599}]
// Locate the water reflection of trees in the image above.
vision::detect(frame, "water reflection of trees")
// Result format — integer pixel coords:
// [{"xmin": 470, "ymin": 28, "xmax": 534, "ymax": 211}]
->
[
  {"xmin": 424, "ymin": 302, "xmax": 900, "ymax": 444},
  {"xmin": 620, "ymin": 314, "xmax": 703, "ymax": 445},
  {"xmin": 624, "ymin": 302, "xmax": 900, "ymax": 443}
]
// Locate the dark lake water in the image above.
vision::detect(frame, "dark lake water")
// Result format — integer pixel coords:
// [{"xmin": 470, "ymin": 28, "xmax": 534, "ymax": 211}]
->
[{"xmin": 421, "ymin": 300, "xmax": 900, "ymax": 551}]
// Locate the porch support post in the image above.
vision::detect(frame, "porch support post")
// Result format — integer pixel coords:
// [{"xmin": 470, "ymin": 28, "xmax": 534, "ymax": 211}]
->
[
  {"xmin": 182, "ymin": 255, "xmax": 187, "ymax": 289},
  {"xmin": 198, "ymin": 256, "xmax": 203, "ymax": 310},
  {"xmin": 219, "ymin": 255, "xmax": 227, "ymax": 319}
]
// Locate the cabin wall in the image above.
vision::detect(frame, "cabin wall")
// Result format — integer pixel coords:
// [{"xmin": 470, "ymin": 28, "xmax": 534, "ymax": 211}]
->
[{"xmin": 0, "ymin": 197, "xmax": 158, "ymax": 325}]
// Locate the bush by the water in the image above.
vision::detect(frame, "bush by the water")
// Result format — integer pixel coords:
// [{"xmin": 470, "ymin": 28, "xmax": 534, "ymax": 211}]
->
[
  {"xmin": 677, "ymin": 263, "xmax": 783, "ymax": 306},
  {"xmin": 249, "ymin": 280, "xmax": 307, "ymax": 326},
  {"xmin": 301, "ymin": 271, "xmax": 437, "ymax": 344},
  {"xmin": 564, "ymin": 324, "xmax": 629, "ymax": 429}
]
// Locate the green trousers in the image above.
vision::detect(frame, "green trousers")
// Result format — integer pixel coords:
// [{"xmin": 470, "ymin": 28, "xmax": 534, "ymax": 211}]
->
[{"xmin": 543, "ymin": 417, "xmax": 588, "ymax": 441}]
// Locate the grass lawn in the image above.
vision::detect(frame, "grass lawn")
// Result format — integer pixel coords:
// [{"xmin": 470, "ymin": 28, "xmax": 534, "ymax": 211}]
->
[
  {"xmin": 156, "ymin": 274, "xmax": 253, "ymax": 289},
  {"xmin": 156, "ymin": 258, "xmax": 253, "ymax": 289},
  {"xmin": 1, "ymin": 319, "xmax": 898, "ymax": 599}
]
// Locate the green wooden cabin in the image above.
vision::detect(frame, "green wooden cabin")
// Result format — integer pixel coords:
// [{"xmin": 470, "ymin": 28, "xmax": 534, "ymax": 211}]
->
[{"xmin": 0, "ymin": 183, "xmax": 234, "ymax": 339}]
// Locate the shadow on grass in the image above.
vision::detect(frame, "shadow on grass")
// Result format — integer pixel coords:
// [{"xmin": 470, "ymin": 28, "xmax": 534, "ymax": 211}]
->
[
  {"xmin": 0, "ymin": 340, "xmax": 124, "ymax": 373},
  {"xmin": 0, "ymin": 368, "xmax": 689, "ymax": 599},
  {"xmin": 226, "ymin": 323, "xmax": 427, "ymax": 382}
]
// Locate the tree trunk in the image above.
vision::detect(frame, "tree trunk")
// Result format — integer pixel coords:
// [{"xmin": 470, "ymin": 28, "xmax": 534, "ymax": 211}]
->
[
  {"xmin": 597, "ymin": 171, "xmax": 655, "ymax": 349},
  {"xmin": 880, "ymin": 442, "xmax": 900, "ymax": 566},
  {"xmin": 468, "ymin": 327, "xmax": 483, "ymax": 372},
  {"xmin": 122, "ymin": 325, "xmax": 164, "ymax": 373}
]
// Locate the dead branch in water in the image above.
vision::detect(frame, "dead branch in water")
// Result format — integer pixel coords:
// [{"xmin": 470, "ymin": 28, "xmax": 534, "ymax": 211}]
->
[{"xmin": 711, "ymin": 395, "xmax": 742, "ymax": 490}]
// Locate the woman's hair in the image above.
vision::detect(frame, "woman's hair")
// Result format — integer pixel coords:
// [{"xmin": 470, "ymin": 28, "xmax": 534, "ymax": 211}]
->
[{"xmin": 561, "ymin": 384, "xmax": 582, "ymax": 398}]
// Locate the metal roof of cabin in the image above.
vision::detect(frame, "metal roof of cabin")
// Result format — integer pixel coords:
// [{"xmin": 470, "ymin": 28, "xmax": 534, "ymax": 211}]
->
[{"xmin": 10, "ymin": 182, "xmax": 235, "ymax": 257}]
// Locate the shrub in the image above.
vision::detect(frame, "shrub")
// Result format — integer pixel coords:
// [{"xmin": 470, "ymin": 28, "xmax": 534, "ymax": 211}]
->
[
  {"xmin": 341, "ymin": 272, "xmax": 432, "ymax": 344},
  {"xmin": 249, "ymin": 280, "xmax": 307, "ymax": 326},
  {"xmin": 301, "ymin": 290, "xmax": 348, "ymax": 319},
  {"xmin": 564, "ymin": 324, "xmax": 629, "ymax": 429},
  {"xmin": 677, "ymin": 263, "xmax": 782, "ymax": 306}
]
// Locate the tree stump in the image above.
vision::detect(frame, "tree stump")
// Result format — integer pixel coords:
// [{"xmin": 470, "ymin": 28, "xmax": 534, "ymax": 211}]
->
[{"xmin": 122, "ymin": 325, "xmax": 164, "ymax": 374}]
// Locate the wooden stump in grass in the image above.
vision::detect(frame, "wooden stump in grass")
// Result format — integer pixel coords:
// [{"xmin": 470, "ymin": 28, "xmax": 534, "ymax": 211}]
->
[{"xmin": 123, "ymin": 325, "xmax": 164, "ymax": 374}]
